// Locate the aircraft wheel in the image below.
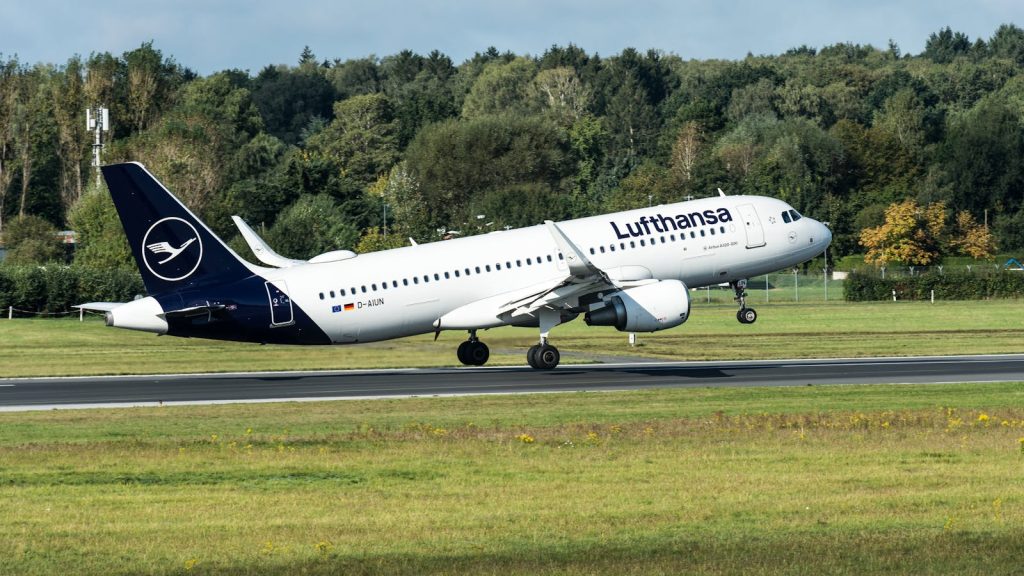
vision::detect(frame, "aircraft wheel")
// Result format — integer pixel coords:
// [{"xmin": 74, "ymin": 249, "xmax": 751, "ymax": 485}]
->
[
  {"xmin": 526, "ymin": 344, "xmax": 541, "ymax": 368},
  {"xmin": 738, "ymin": 307, "xmax": 757, "ymax": 324},
  {"xmin": 457, "ymin": 341, "xmax": 472, "ymax": 365},
  {"xmin": 532, "ymin": 344, "xmax": 560, "ymax": 370},
  {"xmin": 466, "ymin": 341, "xmax": 490, "ymax": 366}
]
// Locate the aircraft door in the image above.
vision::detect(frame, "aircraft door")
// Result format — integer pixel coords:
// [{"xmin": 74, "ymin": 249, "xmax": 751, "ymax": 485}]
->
[
  {"xmin": 265, "ymin": 281, "xmax": 295, "ymax": 327},
  {"xmin": 737, "ymin": 203, "xmax": 766, "ymax": 248}
]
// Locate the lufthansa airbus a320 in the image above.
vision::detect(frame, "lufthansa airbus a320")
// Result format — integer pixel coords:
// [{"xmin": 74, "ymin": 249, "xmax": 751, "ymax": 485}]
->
[{"xmin": 80, "ymin": 163, "xmax": 831, "ymax": 369}]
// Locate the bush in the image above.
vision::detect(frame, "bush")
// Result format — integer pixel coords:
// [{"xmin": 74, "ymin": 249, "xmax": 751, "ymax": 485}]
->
[
  {"xmin": 0, "ymin": 265, "xmax": 143, "ymax": 314},
  {"xmin": 845, "ymin": 270, "xmax": 1024, "ymax": 301}
]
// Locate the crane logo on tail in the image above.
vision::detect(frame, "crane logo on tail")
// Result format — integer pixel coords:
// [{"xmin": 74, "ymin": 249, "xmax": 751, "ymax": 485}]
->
[{"xmin": 142, "ymin": 217, "xmax": 204, "ymax": 281}]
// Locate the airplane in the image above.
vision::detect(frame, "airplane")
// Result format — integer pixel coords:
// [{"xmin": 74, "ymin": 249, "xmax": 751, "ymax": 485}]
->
[{"xmin": 79, "ymin": 162, "xmax": 831, "ymax": 370}]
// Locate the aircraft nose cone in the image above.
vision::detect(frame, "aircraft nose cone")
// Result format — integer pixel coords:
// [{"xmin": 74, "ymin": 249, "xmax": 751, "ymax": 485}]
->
[{"xmin": 820, "ymin": 221, "xmax": 832, "ymax": 247}]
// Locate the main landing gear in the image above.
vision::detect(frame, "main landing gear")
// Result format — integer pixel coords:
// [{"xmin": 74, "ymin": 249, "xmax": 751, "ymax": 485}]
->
[
  {"xmin": 732, "ymin": 279, "xmax": 758, "ymax": 324},
  {"xmin": 456, "ymin": 330, "xmax": 489, "ymax": 366},
  {"xmin": 454, "ymin": 310, "xmax": 565, "ymax": 370},
  {"xmin": 526, "ymin": 309, "xmax": 562, "ymax": 370}
]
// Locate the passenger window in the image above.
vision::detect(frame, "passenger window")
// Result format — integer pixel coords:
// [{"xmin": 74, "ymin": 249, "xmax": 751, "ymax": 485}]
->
[
  {"xmin": 670, "ymin": 234, "xmax": 676, "ymax": 241},
  {"xmin": 381, "ymin": 283, "xmax": 387, "ymax": 290},
  {"xmin": 403, "ymin": 279, "xmax": 408, "ymax": 286},
  {"xmin": 330, "ymin": 290, "xmax": 335, "ymax": 298},
  {"xmin": 423, "ymin": 275, "xmax": 429, "ymax": 283},
  {"xmin": 516, "ymin": 260, "xmax": 522, "ymax": 267},
  {"xmin": 341, "ymin": 289, "xmax": 347, "ymax": 296},
  {"xmin": 392, "ymin": 281, "xmax": 398, "ymax": 288},
  {"xmin": 546, "ymin": 255, "xmax": 552, "ymax": 262},
  {"xmin": 590, "ymin": 248, "xmax": 596, "ymax": 255},
  {"xmin": 558, "ymin": 253, "xmax": 564, "ymax": 260},
  {"xmin": 782, "ymin": 211, "xmax": 791, "ymax": 223},
  {"xmin": 495, "ymin": 263, "xmax": 501, "ymax": 270},
  {"xmin": 610, "ymin": 245, "xmax": 615, "ymax": 252},
  {"xmin": 434, "ymin": 273, "xmax": 440, "ymax": 280},
  {"xmin": 526, "ymin": 258, "xmax": 532, "ymax": 265},
  {"xmin": 700, "ymin": 229, "xmax": 705, "ymax": 237},
  {"xmin": 319, "ymin": 293, "xmax": 324, "ymax": 300},
  {"xmin": 485, "ymin": 265, "xmax": 491, "ymax": 272},
  {"xmin": 720, "ymin": 226, "xmax": 725, "ymax": 233},
  {"xmin": 619, "ymin": 243, "xmax": 625, "ymax": 250},
  {"xmin": 413, "ymin": 277, "xmax": 419, "ymax": 285},
  {"xmin": 475, "ymin": 266, "xmax": 481, "ymax": 273},
  {"xmin": 465, "ymin": 268, "xmax": 471, "ymax": 275},
  {"xmin": 690, "ymin": 231, "xmax": 696, "ymax": 238},
  {"xmin": 371, "ymin": 284, "xmax": 377, "ymax": 291},
  {"xmin": 709, "ymin": 228, "xmax": 715, "ymax": 235},
  {"xmin": 444, "ymin": 271, "xmax": 450, "ymax": 279},
  {"xmin": 639, "ymin": 239, "xmax": 645, "ymax": 246},
  {"xmin": 454, "ymin": 270, "xmax": 460, "ymax": 277},
  {"xmin": 506, "ymin": 261, "xmax": 512, "ymax": 268},
  {"xmin": 361, "ymin": 286, "xmax": 367, "ymax": 293}
]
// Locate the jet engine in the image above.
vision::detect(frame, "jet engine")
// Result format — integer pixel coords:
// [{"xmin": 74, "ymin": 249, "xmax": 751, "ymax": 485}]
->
[{"xmin": 584, "ymin": 280, "xmax": 690, "ymax": 332}]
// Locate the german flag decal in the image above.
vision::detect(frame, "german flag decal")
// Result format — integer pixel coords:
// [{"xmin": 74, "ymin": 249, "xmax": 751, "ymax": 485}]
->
[{"xmin": 343, "ymin": 303, "xmax": 355, "ymax": 311}]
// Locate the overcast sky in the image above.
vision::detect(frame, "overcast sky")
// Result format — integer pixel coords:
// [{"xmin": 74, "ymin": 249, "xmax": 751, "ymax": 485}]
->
[{"xmin": 3, "ymin": 0, "xmax": 1021, "ymax": 74}]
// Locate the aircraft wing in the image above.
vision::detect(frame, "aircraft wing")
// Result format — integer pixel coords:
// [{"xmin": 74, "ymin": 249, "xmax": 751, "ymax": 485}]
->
[{"xmin": 436, "ymin": 221, "xmax": 623, "ymax": 330}]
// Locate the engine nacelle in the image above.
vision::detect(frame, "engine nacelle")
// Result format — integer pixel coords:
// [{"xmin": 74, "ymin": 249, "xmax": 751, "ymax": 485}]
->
[{"xmin": 584, "ymin": 280, "xmax": 690, "ymax": 332}]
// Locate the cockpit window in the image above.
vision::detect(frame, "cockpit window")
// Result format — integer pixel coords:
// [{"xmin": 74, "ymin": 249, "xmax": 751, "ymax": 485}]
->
[
  {"xmin": 782, "ymin": 211, "xmax": 791, "ymax": 224},
  {"xmin": 789, "ymin": 209, "xmax": 802, "ymax": 221}
]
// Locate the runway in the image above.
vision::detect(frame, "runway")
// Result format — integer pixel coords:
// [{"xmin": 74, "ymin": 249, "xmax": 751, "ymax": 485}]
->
[{"xmin": 2, "ymin": 354, "xmax": 1022, "ymax": 411}]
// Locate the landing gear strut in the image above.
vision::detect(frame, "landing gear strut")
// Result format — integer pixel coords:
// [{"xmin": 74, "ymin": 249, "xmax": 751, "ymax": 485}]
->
[
  {"xmin": 456, "ymin": 330, "xmax": 489, "ymax": 366},
  {"xmin": 732, "ymin": 279, "xmax": 757, "ymax": 324}
]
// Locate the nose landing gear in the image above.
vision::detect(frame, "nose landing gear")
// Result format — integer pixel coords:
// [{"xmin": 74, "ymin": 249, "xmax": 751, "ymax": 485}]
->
[{"xmin": 732, "ymin": 279, "xmax": 757, "ymax": 324}]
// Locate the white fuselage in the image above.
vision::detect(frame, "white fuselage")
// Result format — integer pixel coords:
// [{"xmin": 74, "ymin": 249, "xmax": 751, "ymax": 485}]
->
[{"xmin": 259, "ymin": 195, "xmax": 829, "ymax": 343}]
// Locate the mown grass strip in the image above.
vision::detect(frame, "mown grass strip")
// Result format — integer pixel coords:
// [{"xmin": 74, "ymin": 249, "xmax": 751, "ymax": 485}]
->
[
  {"xmin": 1, "ymin": 300, "xmax": 1023, "ymax": 377},
  {"xmin": 0, "ymin": 383, "xmax": 1022, "ymax": 575}
]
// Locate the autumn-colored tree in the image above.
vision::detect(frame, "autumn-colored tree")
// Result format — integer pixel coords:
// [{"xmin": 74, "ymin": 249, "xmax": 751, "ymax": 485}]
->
[
  {"xmin": 860, "ymin": 200, "xmax": 947, "ymax": 265},
  {"xmin": 949, "ymin": 210, "xmax": 996, "ymax": 260}
]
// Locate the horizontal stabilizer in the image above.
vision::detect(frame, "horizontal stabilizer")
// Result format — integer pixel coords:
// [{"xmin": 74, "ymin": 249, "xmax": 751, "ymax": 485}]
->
[{"xmin": 74, "ymin": 302, "xmax": 124, "ymax": 312}]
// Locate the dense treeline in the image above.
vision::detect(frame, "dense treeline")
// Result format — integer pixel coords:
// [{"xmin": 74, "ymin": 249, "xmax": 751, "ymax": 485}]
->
[{"xmin": 3, "ymin": 25, "xmax": 1024, "ymax": 269}]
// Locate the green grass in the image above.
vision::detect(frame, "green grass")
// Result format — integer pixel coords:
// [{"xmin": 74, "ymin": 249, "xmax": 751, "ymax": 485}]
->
[
  {"xmin": 2, "ymin": 299, "xmax": 1023, "ymax": 377},
  {"xmin": 1, "ymin": 384, "xmax": 1023, "ymax": 575}
]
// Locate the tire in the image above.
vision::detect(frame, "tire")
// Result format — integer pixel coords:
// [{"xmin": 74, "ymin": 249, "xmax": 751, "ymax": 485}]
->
[
  {"xmin": 467, "ymin": 341, "xmax": 490, "ymax": 366},
  {"xmin": 533, "ymin": 344, "xmax": 560, "ymax": 370},
  {"xmin": 457, "ymin": 341, "xmax": 471, "ymax": 365},
  {"xmin": 740, "ymin": 308, "xmax": 757, "ymax": 324},
  {"xmin": 526, "ymin": 344, "xmax": 540, "ymax": 368}
]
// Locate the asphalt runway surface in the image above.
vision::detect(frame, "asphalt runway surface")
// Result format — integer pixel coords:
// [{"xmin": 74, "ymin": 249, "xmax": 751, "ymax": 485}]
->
[{"xmin": 1, "ymin": 355, "xmax": 1022, "ymax": 411}]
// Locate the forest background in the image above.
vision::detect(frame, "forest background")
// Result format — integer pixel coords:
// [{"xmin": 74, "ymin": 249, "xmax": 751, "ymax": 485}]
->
[{"xmin": 2, "ymin": 24, "xmax": 1024, "ymax": 268}]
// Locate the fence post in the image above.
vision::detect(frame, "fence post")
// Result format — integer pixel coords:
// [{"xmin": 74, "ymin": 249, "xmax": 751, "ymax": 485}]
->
[
  {"xmin": 794, "ymin": 269, "xmax": 799, "ymax": 302},
  {"xmin": 765, "ymin": 275, "xmax": 769, "ymax": 303},
  {"xmin": 7, "ymin": 306, "xmax": 11, "ymax": 319},
  {"xmin": 930, "ymin": 290, "xmax": 934, "ymax": 304},
  {"xmin": 80, "ymin": 307, "xmax": 84, "ymax": 322}
]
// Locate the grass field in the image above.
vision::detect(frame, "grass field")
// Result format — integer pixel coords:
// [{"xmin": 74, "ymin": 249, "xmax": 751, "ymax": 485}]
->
[
  {"xmin": 1, "ymin": 383, "xmax": 1023, "ymax": 575},
  {"xmin": 1, "ymin": 299, "xmax": 1022, "ymax": 377}
]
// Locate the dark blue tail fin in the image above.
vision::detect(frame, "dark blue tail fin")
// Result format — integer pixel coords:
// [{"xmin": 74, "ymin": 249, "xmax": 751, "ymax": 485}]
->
[{"xmin": 102, "ymin": 162, "xmax": 253, "ymax": 295}]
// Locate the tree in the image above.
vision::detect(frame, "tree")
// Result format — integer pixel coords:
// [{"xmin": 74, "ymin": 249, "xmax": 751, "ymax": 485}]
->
[
  {"xmin": 265, "ymin": 195, "xmax": 359, "ymax": 259},
  {"xmin": 1, "ymin": 214, "xmax": 64, "ymax": 264},
  {"xmin": 49, "ymin": 56, "xmax": 88, "ymax": 209},
  {"xmin": 306, "ymin": 93, "xmax": 399, "ymax": 187},
  {"xmin": 668, "ymin": 121, "xmax": 702, "ymax": 185},
  {"xmin": 860, "ymin": 200, "xmax": 947, "ymax": 265},
  {"xmin": 68, "ymin": 186, "xmax": 133, "ymax": 269},
  {"xmin": 529, "ymin": 67, "xmax": 591, "ymax": 125},
  {"xmin": 922, "ymin": 27, "xmax": 971, "ymax": 63},
  {"xmin": 949, "ymin": 210, "xmax": 996, "ymax": 260},
  {"xmin": 461, "ymin": 57, "xmax": 537, "ymax": 118},
  {"xmin": 0, "ymin": 55, "xmax": 19, "ymax": 233}
]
